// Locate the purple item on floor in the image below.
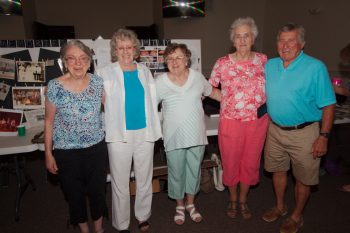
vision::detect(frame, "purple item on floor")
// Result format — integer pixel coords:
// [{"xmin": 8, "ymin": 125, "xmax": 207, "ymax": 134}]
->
[{"xmin": 323, "ymin": 159, "xmax": 342, "ymax": 176}]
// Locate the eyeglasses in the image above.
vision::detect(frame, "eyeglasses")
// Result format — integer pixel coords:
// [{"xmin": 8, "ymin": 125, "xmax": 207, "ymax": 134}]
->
[
  {"xmin": 65, "ymin": 56, "xmax": 90, "ymax": 64},
  {"xmin": 234, "ymin": 34, "xmax": 252, "ymax": 41},
  {"xmin": 278, "ymin": 39, "xmax": 298, "ymax": 46},
  {"xmin": 116, "ymin": 46, "xmax": 134, "ymax": 52},
  {"xmin": 166, "ymin": 56, "xmax": 185, "ymax": 63}
]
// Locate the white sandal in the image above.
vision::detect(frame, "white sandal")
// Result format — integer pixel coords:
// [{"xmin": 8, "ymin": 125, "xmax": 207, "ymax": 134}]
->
[
  {"xmin": 185, "ymin": 204, "xmax": 202, "ymax": 223},
  {"xmin": 174, "ymin": 205, "xmax": 185, "ymax": 225}
]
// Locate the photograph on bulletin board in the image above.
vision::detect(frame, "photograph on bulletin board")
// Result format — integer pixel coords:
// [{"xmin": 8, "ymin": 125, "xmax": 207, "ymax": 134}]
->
[
  {"xmin": 0, "ymin": 57, "xmax": 16, "ymax": 80},
  {"xmin": 0, "ymin": 108, "xmax": 23, "ymax": 136},
  {"xmin": 0, "ymin": 82, "xmax": 10, "ymax": 101},
  {"xmin": 139, "ymin": 45, "xmax": 167, "ymax": 71},
  {"xmin": 12, "ymin": 86, "xmax": 45, "ymax": 109},
  {"xmin": 24, "ymin": 109, "xmax": 45, "ymax": 128},
  {"xmin": 16, "ymin": 61, "xmax": 45, "ymax": 83}
]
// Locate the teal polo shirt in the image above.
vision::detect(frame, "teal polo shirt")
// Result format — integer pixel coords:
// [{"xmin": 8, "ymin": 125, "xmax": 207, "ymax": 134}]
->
[{"xmin": 265, "ymin": 51, "xmax": 336, "ymax": 126}]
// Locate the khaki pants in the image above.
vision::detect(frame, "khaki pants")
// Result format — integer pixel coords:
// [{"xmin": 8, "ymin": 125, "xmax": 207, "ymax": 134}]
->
[{"xmin": 264, "ymin": 122, "xmax": 321, "ymax": 185}]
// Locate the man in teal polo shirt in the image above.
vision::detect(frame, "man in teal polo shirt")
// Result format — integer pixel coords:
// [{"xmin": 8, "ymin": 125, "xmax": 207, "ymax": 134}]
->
[{"xmin": 262, "ymin": 23, "xmax": 336, "ymax": 233}]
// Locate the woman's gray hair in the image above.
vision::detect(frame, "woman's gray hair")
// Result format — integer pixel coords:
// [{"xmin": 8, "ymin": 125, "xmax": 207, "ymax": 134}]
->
[
  {"xmin": 277, "ymin": 23, "xmax": 306, "ymax": 44},
  {"xmin": 229, "ymin": 17, "xmax": 258, "ymax": 42},
  {"xmin": 110, "ymin": 28, "xmax": 141, "ymax": 62},
  {"xmin": 60, "ymin": 40, "xmax": 93, "ymax": 66}
]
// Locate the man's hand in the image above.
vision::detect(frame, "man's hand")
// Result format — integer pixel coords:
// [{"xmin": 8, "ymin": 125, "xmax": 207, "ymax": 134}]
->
[{"xmin": 311, "ymin": 136, "xmax": 328, "ymax": 159}]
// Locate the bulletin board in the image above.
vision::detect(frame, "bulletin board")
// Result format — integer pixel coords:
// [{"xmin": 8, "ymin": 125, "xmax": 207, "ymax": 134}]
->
[{"xmin": 0, "ymin": 38, "xmax": 202, "ymax": 110}]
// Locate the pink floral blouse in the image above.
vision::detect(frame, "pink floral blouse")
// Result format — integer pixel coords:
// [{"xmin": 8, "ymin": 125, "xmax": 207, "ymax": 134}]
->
[{"xmin": 209, "ymin": 52, "xmax": 267, "ymax": 121}]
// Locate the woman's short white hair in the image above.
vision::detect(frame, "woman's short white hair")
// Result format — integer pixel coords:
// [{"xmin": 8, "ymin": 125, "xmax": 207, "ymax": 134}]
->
[
  {"xmin": 110, "ymin": 28, "xmax": 140, "ymax": 62},
  {"xmin": 229, "ymin": 17, "xmax": 258, "ymax": 42}
]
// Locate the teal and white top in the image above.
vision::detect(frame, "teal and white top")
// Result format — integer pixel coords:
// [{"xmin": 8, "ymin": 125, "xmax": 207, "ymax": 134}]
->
[
  {"xmin": 97, "ymin": 62, "xmax": 162, "ymax": 143},
  {"xmin": 155, "ymin": 68, "xmax": 212, "ymax": 152}
]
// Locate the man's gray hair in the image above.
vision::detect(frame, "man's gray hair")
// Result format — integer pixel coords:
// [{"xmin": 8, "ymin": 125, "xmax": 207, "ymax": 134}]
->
[{"xmin": 277, "ymin": 23, "xmax": 306, "ymax": 44}]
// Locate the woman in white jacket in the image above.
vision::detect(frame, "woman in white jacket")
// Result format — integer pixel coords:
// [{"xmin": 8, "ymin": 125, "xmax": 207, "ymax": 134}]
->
[{"xmin": 97, "ymin": 29, "xmax": 161, "ymax": 233}]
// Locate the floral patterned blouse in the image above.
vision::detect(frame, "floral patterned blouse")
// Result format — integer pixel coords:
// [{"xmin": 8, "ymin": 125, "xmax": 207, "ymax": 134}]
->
[
  {"xmin": 47, "ymin": 73, "xmax": 105, "ymax": 149},
  {"xmin": 209, "ymin": 52, "xmax": 267, "ymax": 121}
]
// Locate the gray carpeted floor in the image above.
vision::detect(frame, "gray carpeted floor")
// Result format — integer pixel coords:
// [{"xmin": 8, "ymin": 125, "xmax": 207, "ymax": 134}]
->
[{"xmin": 1, "ymin": 150, "xmax": 350, "ymax": 233}]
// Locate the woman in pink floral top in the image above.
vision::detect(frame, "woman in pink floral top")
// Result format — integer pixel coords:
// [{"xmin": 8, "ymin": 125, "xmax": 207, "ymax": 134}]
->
[{"xmin": 209, "ymin": 17, "xmax": 268, "ymax": 220}]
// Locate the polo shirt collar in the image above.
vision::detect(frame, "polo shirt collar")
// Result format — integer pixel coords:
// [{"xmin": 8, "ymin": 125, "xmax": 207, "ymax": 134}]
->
[{"xmin": 279, "ymin": 50, "xmax": 305, "ymax": 70}]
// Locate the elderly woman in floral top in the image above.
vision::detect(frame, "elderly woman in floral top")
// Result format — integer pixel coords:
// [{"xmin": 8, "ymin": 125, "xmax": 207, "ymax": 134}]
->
[
  {"xmin": 209, "ymin": 17, "xmax": 268, "ymax": 220},
  {"xmin": 45, "ymin": 40, "xmax": 107, "ymax": 233}
]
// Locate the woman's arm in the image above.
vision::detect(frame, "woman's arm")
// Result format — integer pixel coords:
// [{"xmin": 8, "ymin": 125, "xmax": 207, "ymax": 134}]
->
[
  {"xmin": 333, "ymin": 85, "xmax": 350, "ymax": 97},
  {"xmin": 102, "ymin": 90, "xmax": 106, "ymax": 105},
  {"xmin": 44, "ymin": 100, "xmax": 58, "ymax": 174},
  {"xmin": 209, "ymin": 87, "xmax": 221, "ymax": 102}
]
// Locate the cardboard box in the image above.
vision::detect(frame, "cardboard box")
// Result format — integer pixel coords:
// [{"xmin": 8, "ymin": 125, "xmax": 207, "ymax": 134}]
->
[{"xmin": 129, "ymin": 179, "xmax": 160, "ymax": 196}]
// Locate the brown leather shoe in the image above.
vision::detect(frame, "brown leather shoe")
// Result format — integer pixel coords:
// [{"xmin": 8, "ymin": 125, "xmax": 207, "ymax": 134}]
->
[
  {"xmin": 240, "ymin": 202, "xmax": 252, "ymax": 220},
  {"xmin": 262, "ymin": 206, "xmax": 288, "ymax": 222},
  {"xmin": 280, "ymin": 217, "xmax": 304, "ymax": 233},
  {"xmin": 227, "ymin": 201, "xmax": 237, "ymax": 218}
]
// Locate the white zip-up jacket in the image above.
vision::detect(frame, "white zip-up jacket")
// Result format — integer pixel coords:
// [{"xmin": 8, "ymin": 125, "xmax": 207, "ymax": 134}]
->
[{"xmin": 97, "ymin": 62, "xmax": 162, "ymax": 142}]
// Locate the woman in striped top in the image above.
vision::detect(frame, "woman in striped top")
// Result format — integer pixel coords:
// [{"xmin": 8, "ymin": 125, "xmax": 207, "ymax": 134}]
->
[{"xmin": 155, "ymin": 43, "xmax": 221, "ymax": 226}]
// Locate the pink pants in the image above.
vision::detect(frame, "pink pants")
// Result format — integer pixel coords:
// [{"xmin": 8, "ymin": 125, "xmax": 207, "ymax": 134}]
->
[{"xmin": 218, "ymin": 115, "xmax": 268, "ymax": 186}]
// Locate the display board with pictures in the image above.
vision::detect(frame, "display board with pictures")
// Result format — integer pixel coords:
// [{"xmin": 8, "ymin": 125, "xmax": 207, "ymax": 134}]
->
[
  {"xmin": 0, "ymin": 40, "xmax": 65, "ymax": 110},
  {"xmin": 0, "ymin": 38, "xmax": 201, "ymax": 110}
]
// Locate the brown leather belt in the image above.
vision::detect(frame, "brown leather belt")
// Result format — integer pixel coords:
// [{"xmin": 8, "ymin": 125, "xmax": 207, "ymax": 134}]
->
[{"xmin": 272, "ymin": 121, "xmax": 315, "ymax": 130}]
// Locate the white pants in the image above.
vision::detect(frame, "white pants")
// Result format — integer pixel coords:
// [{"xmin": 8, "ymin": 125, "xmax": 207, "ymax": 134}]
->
[{"xmin": 107, "ymin": 129, "xmax": 154, "ymax": 230}]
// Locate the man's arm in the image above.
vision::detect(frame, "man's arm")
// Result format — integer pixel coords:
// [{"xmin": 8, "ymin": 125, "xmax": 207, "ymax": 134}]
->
[{"xmin": 311, "ymin": 104, "xmax": 335, "ymax": 159}]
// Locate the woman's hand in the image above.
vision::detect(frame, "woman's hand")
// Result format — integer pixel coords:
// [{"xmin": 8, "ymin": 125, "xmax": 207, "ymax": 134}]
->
[
  {"xmin": 333, "ymin": 84, "xmax": 350, "ymax": 97},
  {"xmin": 209, "ymin": 87, "xmax": 221, "ymax": 102},
  {"xmin": 44, "ymin": 99, "xmax": 57, "ymax": 174},
  {"xmin": 45, "ymin": 153, "xmax": 58, "ymax": 174}
]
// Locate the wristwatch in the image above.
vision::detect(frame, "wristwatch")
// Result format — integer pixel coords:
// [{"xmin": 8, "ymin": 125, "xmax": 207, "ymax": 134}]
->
[{"xmin": 319, "ymin": 132, "xmax": 330, "ymax": 139}]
